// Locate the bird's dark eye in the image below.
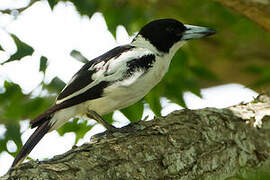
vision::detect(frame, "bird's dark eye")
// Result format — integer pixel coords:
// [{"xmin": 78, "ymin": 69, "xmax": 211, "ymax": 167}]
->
[{"xmin": 165, "ymin": 26, "xmax": 175, "ymax": 33}]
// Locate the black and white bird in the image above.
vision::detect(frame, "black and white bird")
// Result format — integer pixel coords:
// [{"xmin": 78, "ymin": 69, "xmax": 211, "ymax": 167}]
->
[{"xmin": 12, "ymin": 18, "xmax": 216, "ymax": 167}]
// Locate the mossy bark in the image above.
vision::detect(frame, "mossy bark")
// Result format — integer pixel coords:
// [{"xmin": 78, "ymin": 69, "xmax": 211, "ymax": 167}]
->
[{"xmin": 2, "ymin": 108, "xmax": 270, "ymax": 180}]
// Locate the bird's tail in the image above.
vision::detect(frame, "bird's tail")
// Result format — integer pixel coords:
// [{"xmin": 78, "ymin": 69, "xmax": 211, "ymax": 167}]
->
[{"xmin": 11, "ymin": 120, "xmax": 51, "ymax": 168}]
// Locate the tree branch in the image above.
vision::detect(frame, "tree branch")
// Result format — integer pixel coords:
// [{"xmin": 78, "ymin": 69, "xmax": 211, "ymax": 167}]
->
[
  {"xmin": 2, "ymin": 96, "xmax": 270, "ymax": 179},
  {"xmin": 212, "ymin": 0, "xmax": 270, "ymax": 33},
  {"xmin": 0, "ymin": 0, "xmax": 39, "ymax": 15}
]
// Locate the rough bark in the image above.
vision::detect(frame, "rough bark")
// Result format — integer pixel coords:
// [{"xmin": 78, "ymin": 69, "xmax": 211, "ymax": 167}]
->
[
  {"xmin": 212, "ymin": 0, "xmax": 270, "ymax": 33},
  {"xmin": 2, "ymin": 102, "xmax": 270, "ymax": 179}
]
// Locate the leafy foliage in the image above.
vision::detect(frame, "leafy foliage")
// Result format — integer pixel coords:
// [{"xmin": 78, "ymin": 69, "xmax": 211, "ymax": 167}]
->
[
  {"xmin": 245, "ymin": 65, "xmax": 270, "ymax": 87},
  {"xmin": 0, "ymin": 81, "xmax": 53, "ymax": 156},
  {"xmin": 43, "ymin": 77, "xmax": 66, "ymax": 93},
  {"xmin": 70, "ymin": 50, "xmax": 89, "ymax": 64},
  {"xmin": 0, "ymin": 81, "xmax": 52, "ymax": 123},
  {"xmin": 39, "ymin": 56, "xmax": 48, "ymax": 74},
  {"xmin": 144, "ymin": 88, "xmax": 162, "ymax": 117},
  {"xmin": 0, "ymin": 123, "xmax": 22, "ymax": 156},
  {"xmin": 57, "ymin": 118, "xmax": 92, "ymax": 144},
  {"xmin": 1, "ymin": 34, "xmax": 34, "ymax": 65},
  {"xmin": 120, "ymin": 100, "xmax": 144, "ymax": 122},
  {"xmin": 67, "ymin": 0, "xmax": 150, "ymax": 36},
  {"xmin": 48, "ymin": 0, "xmax": 58, "ymax": 10}
]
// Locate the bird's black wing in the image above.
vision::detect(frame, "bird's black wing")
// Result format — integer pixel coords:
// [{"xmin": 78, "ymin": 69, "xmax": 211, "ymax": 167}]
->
[
  {"xmin": 57, "ymin": 45, "xmax": 134, "ymax": 102},
  {"xmin": 30, "ymin": 45, "xmax": 134, "ymax": 128}
]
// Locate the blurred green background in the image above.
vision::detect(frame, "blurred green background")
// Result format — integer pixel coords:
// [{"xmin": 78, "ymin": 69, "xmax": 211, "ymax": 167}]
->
[{"xmin": 0, "ymin": 0, "xmax": 270, "ymax": 177}]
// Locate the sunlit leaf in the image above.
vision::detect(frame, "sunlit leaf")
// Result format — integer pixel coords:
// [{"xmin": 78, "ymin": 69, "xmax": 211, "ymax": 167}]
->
[
  {"xmin": 0, "ymin": 122, "xmax": 23, "ymax": 156},
  {"xmin": 0, "ymin": 81, "xmax": 53, "ymax": 124},
  {"xmin": 144, "ymin": 88, "xmax": 162, "ymax": 117},
  {"xmin": 190, "ymin": 66, "xmax": 218, "ymax": 81},
  {"xmin": 120, "ymin": 100, "xmax": 144, "ymax": 122},
  {"xmin": 69, "ymin": 0, "xmax": 98, "ymax": 17},
  {"xmin": 102, "ymin": 112, "xmax": 113, "ymax": 125},
  {"xmin": 44, "ymin": 77, "xmax": 66, "ymax": 93},
  {"xmin": 2, "ymin": 34, "xmax": 34, "ymax": 64},
  {"xmin": 0, "ymin": 139, "xmax": 7, "ymax": 154},
  {"xmin": 39, "ymin": 56, "xmax": 48, "ymax": 73},
  {"xmin": 251, "ymin": 76, "xmax": 270, "ymax": 87},
  {"xmin": 0, "ymin": 81, "xmax": 25, "ymax": 121},
  {"xmin": 245, "ymin": 65, "xmax": 263, "ymax": 74},
  {"xmin": 102, "ymin": 3, "xmax": 147, "ymax": 36},
  {"xmin": 23, "ymin": 97, "xmax": 52, "ymax": 118},
  {"xmin": 69, "ymin": 0, "xmax": 149, "ymax": 36},
  {"xmin": 165, "ymin": 86, "xmax": 187, "ymax": 108},
  {"xmin": 70, "ymin": 50, "xmax": 89, "ymax": 63},
  {"xmin": 5, "ymin": 123, "xmax": 22, "ymax": 156},
  {"xmin": 245, "ymin": 65, "xmax": 270, "ymax": 87},
  {"xmin": 0, "ymin": 81, "xmax": 54, "ymax": 155},
  {"xmin": 57, "ymin": 118, "xmax": 92, "ymax": 144},
  {"xmin": 48, "ymin": 0, "xmax": 58, "ymax": 10}
]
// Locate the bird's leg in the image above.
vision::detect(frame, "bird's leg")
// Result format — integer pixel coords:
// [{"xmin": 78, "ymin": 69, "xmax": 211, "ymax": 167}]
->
[
  {"xmin": 87, "ymin": 110, "xmax": 118, "ymax": 132},
  {"xmin": 87, "ymin": 110, "xmax": 137, "ymax": 135}
]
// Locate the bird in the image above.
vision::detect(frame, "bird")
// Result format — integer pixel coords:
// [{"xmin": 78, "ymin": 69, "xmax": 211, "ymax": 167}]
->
[{"xmin": 11, "ymin": 18, "xmax": 216, "ymax": 167}]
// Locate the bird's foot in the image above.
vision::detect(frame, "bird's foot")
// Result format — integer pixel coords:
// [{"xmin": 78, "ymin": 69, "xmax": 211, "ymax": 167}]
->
[
  {"xmin": 87, "ymin": 110, "xmax": 137, "ymax": 136},
  {"xmin": 87, "ymin": 110, "xmax": 117, "ymax": 132}
]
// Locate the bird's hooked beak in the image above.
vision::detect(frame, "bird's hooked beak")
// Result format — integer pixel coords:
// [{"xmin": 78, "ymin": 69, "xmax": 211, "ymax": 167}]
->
[{"xmin": 181, "ymin": 24, "xmax": 216, "ymax": 40}]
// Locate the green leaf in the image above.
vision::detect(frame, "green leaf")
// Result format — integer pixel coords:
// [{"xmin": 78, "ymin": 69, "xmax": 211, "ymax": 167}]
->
[
  {"xmin": 57, "ymin": 118, "xmax": 92, "ymax": 144},
  {"xmin": 102, "ymin": 112, "xmax": 113, "ymax": 125},
  {"xmin": 70, "ymin": 0, "xmax": 148, "ymax": 37},
  {"xmin": 120, "ymin": 100, "xmax": 144, "ymax": 122},
  {"xmin": 0, "ymin": 81, "xmax": 53, "ymax": 124},
  {"xmin": 0, "ymin": 44, "xmax": 3, "ymax": 51},
  {"xmin": 0, "ymin": 81, "xmax": 54, "ymax": 155},
  {"xmin": 22, "ymin": 97, "xmax": 52, "ymax": 118},
  {"xmin": 44, "ymin": 77, "xmax": 66, "ymax": 93},
  {"xmin": 0, "ymin": 139, "xmax": 7, "ymax": 154},
  {"xmin": 164, "ymin": 84, "xmax": 187, "ymax": 108},
  {"xmin": 70, "ymin": 50, "xmax": 89, "ymax": 64},
  {"xmin": 2, "ymin": 34, "xmax": 34, "ymax": 64},
  {"xmin": 0, "ymin": 81, "xmax": 25, "ymax": 121},
  {"xmin": 39, "ymin": 56, "xmax": 48, "ymax": 73},
  {"xmin": 48, "ymin": 0, "xmax": 58, "ymax": 10},
  {"xmin": 102, "ymin": 3, "xmax": 148, "ymax": 37},
  {"xmin": 5, "ymin": 123, "xmax": 22, "ymax": 156},
  {"xmin": 190, "ymin": 65, "xmax": 218, "ymax": 81},
  {"xmin": 69, "ymin": 0, "xmax": 98, "ymax": 17},
  {"xmin": 245, "ymin": 65, "xmax": 270, "ymax": 87},
  {"xmin": 245, "ymin": 66, "xmax": 262, "ymax": 74},
  {"xmin": 251, "ymin": 76, "xmax": 270, "ymax": 87},
  {"xmin": 144, "ymin": 88, "xmax": 162, "ymax": 117},
  {"xmin": 0, "ymin": 122, "xmax": 23, "ymax": 157}
]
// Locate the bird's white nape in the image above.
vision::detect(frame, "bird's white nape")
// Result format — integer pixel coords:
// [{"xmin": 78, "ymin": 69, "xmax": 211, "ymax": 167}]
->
[
  {"xmin": 131, "ymin": 35, "xmax": 161, "ymax": 55},
  {"xmin": 132, "ymin": 34, "xmax": 186, "ymax": 58}
]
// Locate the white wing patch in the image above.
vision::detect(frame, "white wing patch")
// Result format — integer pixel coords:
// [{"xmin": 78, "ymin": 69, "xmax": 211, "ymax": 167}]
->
[
  {"xmin": 89, "ymin": 61, "xmax": 105, "ymax": 71},
  {"xmin": 56, "ymin": 47, "xmax": 153, "ymax": 104}
]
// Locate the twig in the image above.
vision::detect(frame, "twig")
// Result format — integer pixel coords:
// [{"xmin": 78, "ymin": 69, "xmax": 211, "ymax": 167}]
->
[{"xmin": 0, "ymin": 0, "xmax": 39, "ymax": 15}]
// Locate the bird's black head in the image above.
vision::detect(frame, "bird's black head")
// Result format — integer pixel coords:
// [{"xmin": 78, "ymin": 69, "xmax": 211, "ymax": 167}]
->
[
  {"xmin": 134, "ymin": 18, "xmax": 216, "ymax": 53},
  {"xmin": 136, "ymin": 19, "xmax": 186, "ymax": 53}
]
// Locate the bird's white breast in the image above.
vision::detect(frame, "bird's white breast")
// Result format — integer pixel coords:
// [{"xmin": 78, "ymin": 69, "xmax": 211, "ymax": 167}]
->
[{"xmin": 85, "ymin": 53, "xmax": 172, "ymax": 115}]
